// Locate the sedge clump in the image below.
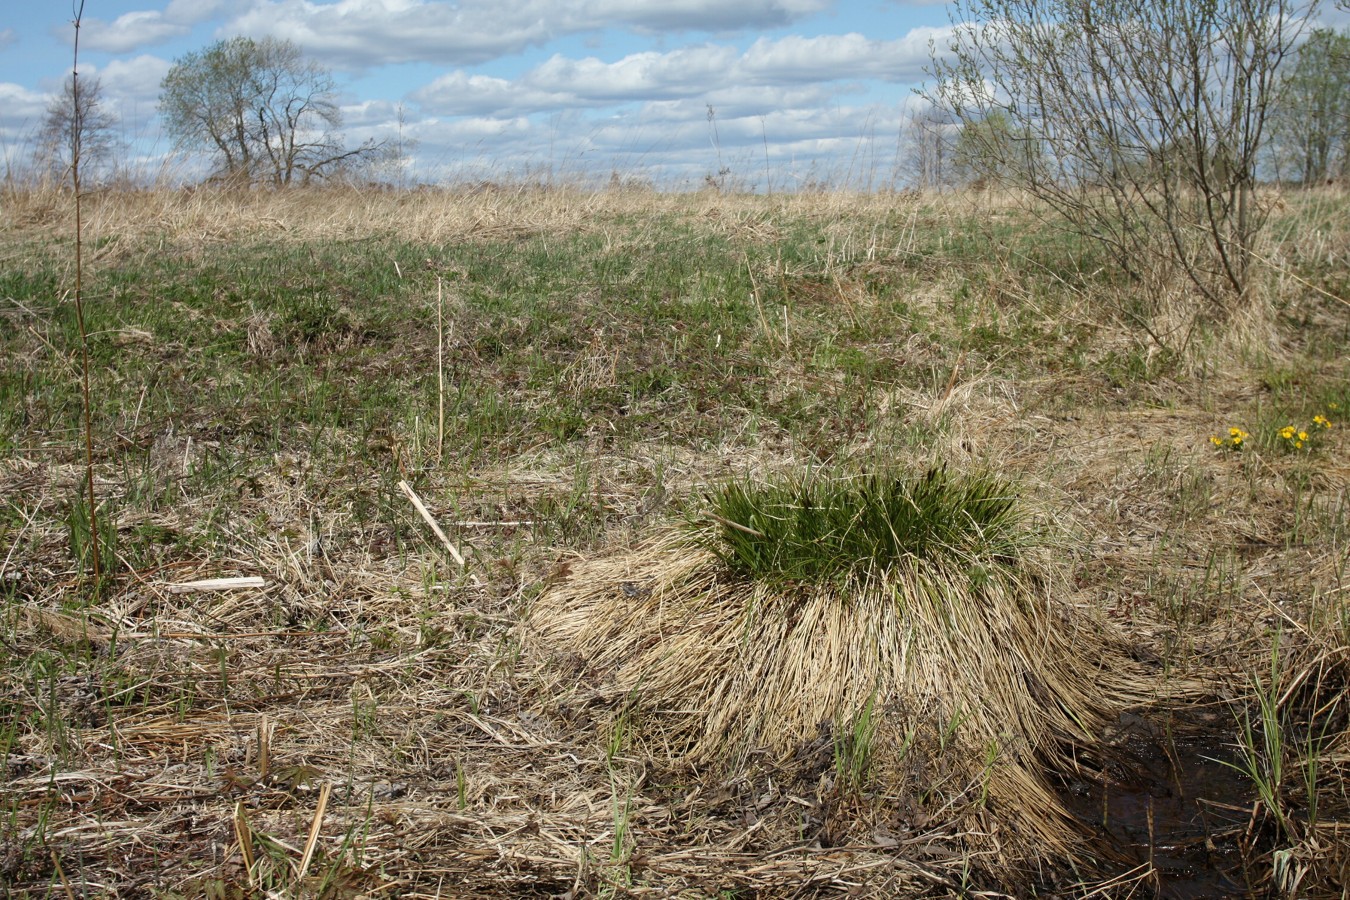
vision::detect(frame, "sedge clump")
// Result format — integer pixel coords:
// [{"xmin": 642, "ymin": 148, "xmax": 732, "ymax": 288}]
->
[
  {"xmin": 702, "ymin": 467, "xmax": 1023, "ymax": 591},
  {"xmin": 530, "ymin": 465, "xmax": 1146, "ymax": 857}
]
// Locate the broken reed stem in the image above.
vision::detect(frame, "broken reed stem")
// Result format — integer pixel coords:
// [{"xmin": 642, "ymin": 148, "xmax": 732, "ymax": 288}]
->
[
  {"xmin": 932, "ymin": 350, "xmax": 965, "ymax": 418},
  {"xmin": 71, "ymin": 0, "xmax": 101, "ymax": 580},
  {"xmin": 167, "ymin": 576, "xmax": 267, "ymax": 594},
  {"xmin": 706, "ymin": 511, "xmax": 766, "ymax": 538},
  {"xmin": 296, "ymin": 782, "xmax": 331, "ymax": 881},
  {"xmin": 399, "ymin": 479, "xmax": 467, "ymax": 567},
  {"xmin": 234, "ymin": 802, "xmax": 256, "ymax": 887}
]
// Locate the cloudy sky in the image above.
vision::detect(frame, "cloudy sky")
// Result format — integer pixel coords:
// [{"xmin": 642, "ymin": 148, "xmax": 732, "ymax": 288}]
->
[{"xmin": 0, "ymin": 0, "xmax": 959, "ymax": 188}]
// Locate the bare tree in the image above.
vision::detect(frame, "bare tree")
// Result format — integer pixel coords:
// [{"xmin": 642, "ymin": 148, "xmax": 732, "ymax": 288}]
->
[
  {"xmin": 160, "ymin": 36, "xmax": 381, "ymax": 186},
  {"xmin": 35, "ymin": 73, "xmax": 119, "ymax": 182},
  {"xmin": 1268, "ymin": 28, "xmax": 1350, "ymax": 184},
  {"xmin": 901, "ymin": 105, "xmax": 958, "ymax": 190},
  {"xmin": 929, "ymin": 0, "xmax": 1312, "ymax": 311}
]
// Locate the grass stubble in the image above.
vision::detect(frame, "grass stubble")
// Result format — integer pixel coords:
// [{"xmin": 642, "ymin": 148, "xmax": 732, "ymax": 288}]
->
[{"xmin": 0, "ymin": 181, "xmax": 1347, "ymax": 897}]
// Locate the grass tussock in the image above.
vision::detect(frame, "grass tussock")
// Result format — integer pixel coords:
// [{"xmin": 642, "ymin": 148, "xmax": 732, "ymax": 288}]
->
[{"xmin": 529, "ymin": 467, "xmax": 1151, "ymax": 857}]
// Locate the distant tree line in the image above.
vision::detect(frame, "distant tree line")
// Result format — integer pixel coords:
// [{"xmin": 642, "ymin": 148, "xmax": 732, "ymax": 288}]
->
[{"xmin": 21, "ymin": 17, "xmax": 1348, "ymax": 201}]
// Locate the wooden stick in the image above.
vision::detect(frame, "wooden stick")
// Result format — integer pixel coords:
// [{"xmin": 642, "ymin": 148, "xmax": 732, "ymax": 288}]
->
[{"xmin": 399, "ymin": 480, "xmax": 467, "ymax": 567}]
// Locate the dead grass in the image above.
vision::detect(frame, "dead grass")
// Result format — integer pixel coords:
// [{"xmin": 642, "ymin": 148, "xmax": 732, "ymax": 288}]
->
[
  {"xmin": 526, "ymin": 505, "xmax": 1161, "ymax": 858},
  {"xmin": 1, "ymin": 183, "xmax": 1348, "ymax": 897}
]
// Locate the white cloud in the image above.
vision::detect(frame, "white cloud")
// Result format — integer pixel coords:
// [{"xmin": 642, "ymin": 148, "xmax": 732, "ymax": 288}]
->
[
  {"xmin": 413, "ymin": 33, "xmax": 937, "ymax": 118},
  {"xmin": 81, "ymin": 11, "xmax": 192, "ymax": 53},
  {"xmin": 0, "ymin": 82, "xmax": 52, "ymax": 148},
  {"xmin": 165, "ymin": 0, "xmax": 242, "ymax": 24},
  {"xmin": 394, "ymin": 26, "xmax": 943, "ymax": 186},
  {"xmin": 578, "ymin": 0, "xmax": 832, "ymax": 33},
  {"xmin": 742, "ymin": 29, "xmax": 950, "ymax": 83},
  {"xmin": 98, "ymin": 56, "xmax": 174, "ymax": 103},
  {"xmin": 225, "ymin": 0, "xmax": 552, "ymax": 68},
  {"xmin": 413, "ymin": 72, "xmax": 569, "ymax": 117},
  {"xmin": 528, "ymin": 46, "xmax": 742, "ymax": 100},
  {"xmin": 0, "ymin": 82, "xmax": 49, "ymax": 115},
  {"xmin": 72, "ymin": 1, "xmax": 242, "ymax": 52},
  {"xmin": 223, "ymin": 0, "xmax": 832, "ymax": 69}
]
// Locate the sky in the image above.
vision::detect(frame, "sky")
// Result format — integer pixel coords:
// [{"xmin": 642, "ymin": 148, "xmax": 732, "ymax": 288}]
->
[{"xmin": 0, "ymin": 0, "xmax": 960, "ymax": 188}]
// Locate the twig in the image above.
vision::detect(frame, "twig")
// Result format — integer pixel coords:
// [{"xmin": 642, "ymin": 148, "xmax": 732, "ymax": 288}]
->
[
  {"xmin": 453, "ymin": 520, "xmax": 536, "ymax": 527},
  {"xmin": 399, "ymin": 480, "xmax": 467, "ymax": 567},
  {"xmin": 257, "ymin": 714, "xmax": 271, "ymax": 780},
  {"xmin": 71, "ymin": 0, "xmax": 100, "ymax": 580}
]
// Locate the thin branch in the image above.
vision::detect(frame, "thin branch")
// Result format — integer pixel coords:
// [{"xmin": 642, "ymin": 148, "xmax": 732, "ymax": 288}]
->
[{"xmin": 71, "ymin": 0, "xmax": 101, "ymax": 580}]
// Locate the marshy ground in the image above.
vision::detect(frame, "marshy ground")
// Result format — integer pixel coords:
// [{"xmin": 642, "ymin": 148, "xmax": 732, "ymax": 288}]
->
[{"xmin": 1, "ymin": 185, "xmax": 1347, "ymax": 897}]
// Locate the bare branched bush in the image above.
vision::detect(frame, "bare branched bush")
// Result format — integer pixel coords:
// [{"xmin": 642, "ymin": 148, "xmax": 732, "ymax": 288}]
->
[{"xmin": 929, "ymin": 0, "xmax": 1311, "ymax": 318}]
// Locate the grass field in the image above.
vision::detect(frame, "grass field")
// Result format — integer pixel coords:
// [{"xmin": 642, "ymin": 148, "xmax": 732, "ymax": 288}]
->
[{"xmin": 1, "ymin": 183, "xmax": 1348, "ymax": 898}]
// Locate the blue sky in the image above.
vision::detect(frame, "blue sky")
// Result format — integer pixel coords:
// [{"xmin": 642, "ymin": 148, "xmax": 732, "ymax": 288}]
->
[{"xmin": 0, "ymin": 0, "xmax": 957, "ymax": 187}]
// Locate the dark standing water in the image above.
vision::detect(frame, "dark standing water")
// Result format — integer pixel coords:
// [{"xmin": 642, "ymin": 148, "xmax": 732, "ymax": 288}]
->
[{"xmin": 1059, "ymin": 712, "xmax": 1258, "ymax": 899}]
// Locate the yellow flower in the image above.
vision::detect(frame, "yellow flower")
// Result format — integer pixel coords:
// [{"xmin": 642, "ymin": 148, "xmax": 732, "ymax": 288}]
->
[
  {"xmin": 1280, "ymin": 425, "xmax": 1296, "ymax": 440},
  {"xmin": 1295, "ymin": 441, "xmax": 1304, "ymax": 449},
  {"xmin": 1230, "ymin": 427, "xmax": 1243, "ymax": 438},
  {"xmin": 1210, "ymin": 435, "xmax": 1223, "ymax": 446},
  {"xmin": 1298, "ymin": 431, "xmax": 1308, "ymax": 441},
  {"xmin": 1313, "ymin": 415, "xmax": 1332, "ymax": 429}
]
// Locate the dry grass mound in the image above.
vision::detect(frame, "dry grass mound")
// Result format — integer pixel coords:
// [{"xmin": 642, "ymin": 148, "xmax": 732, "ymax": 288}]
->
[{"xmin": 529, "ymin": 467, "xmax": 1153, "ymax": 855}]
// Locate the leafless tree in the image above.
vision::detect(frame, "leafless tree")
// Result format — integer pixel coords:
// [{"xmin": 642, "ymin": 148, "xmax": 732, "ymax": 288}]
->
[
  {"xmin": 35, "ymin": 73, "xmax": 119, "ymax": 182},
  {"xmin": 929, "ymin": 0, "xmax": 1313, "ymax": 312},
  {"xmin": 1268, "ymin": 28, "xmax": 1350, "ymax": 184},
  {"xmin": 901, "ymin": 105, "xmax": 958, "ymax": 190},
  {"xmin": 160, "ymin": 37, "xmax": 382, "ymax": 186}
]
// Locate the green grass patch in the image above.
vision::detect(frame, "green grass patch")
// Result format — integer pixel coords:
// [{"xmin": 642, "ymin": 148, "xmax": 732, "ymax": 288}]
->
[{"xmin": 700, "ymin": 467, "xmax": 1024, "ymax": 589}]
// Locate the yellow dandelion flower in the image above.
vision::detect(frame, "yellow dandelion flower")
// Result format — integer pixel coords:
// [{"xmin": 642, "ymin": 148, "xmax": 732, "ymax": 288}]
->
[
  {"xmin": 1313, "ymin": 415, "xmax": 1331, "ymax": 429},
  {"xmin": 1280, "ymin": 425, "xmax": 1296, "ymax": 440},
  {"xmin": 1295, "ymin": 441, "xmax": 1304, "ymax": 449}
]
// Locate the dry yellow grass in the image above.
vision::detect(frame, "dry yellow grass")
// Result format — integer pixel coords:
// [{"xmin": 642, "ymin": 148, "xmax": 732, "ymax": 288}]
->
[
  {"xmin": 527, "ymin": 495, "xmax": 1165, "ymax": 860},
  {"xmin": 0, "ymin": 182, "xmax": 1346, "ymax": 897}
]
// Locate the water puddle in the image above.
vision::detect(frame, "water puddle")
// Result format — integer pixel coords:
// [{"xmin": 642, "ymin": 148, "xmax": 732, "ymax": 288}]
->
[{"xmin": 1060, "ymin": 711, "xmax": 1258, "ymax": 898}]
